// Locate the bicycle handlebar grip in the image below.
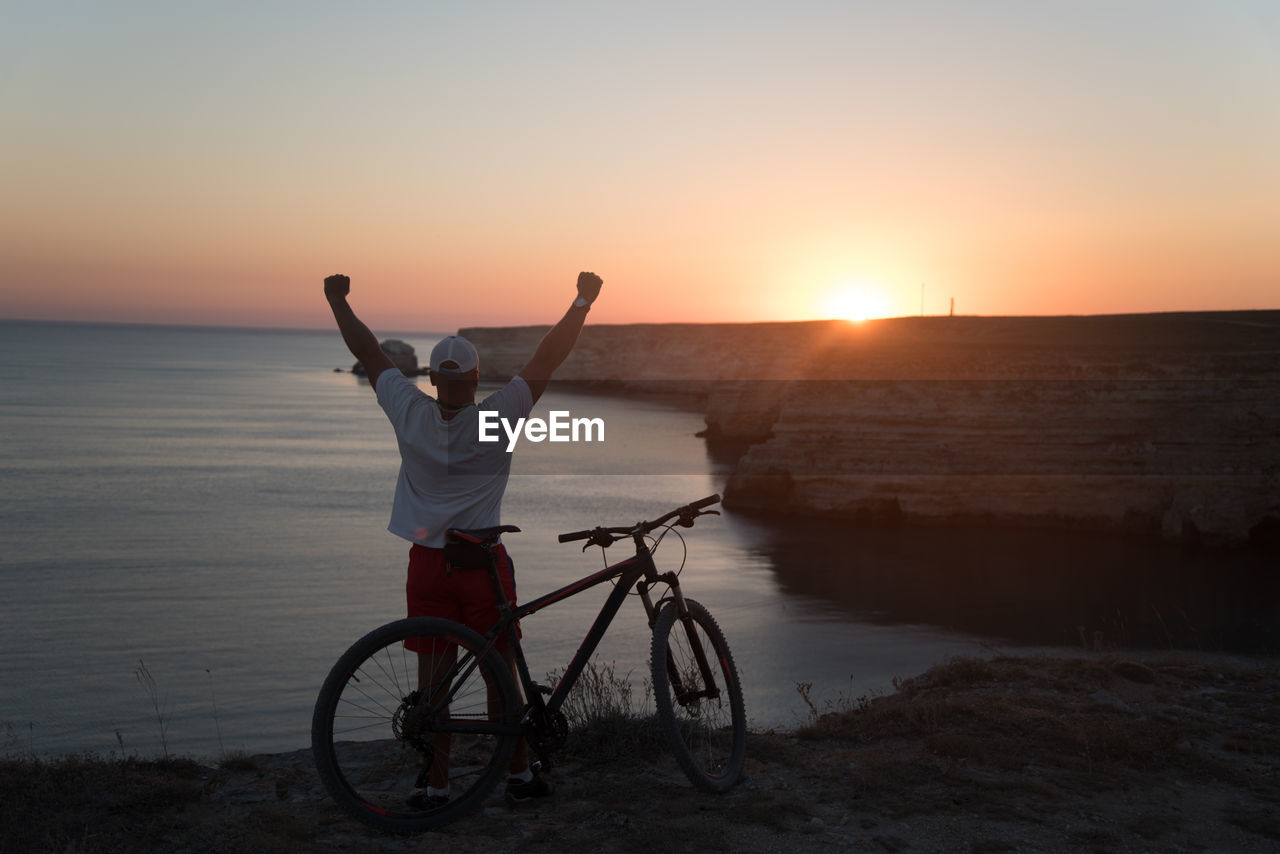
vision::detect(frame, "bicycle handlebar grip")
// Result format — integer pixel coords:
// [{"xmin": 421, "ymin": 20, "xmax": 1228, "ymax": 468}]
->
[
  {"xmin": 689, "ymin": 494, "xmax": 721, "ymax": 511},
  {"xmin": 558, "ymin": 529, "xmax": 593, "ymax": 543}
]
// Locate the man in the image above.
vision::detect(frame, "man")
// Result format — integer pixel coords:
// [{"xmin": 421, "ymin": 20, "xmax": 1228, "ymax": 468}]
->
[{"xmin": 324, "ymin": 270, "xmax": 603, "ymax": 808}]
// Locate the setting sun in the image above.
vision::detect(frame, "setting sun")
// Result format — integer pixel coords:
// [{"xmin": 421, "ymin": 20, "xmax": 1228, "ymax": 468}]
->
[{"xmin": 822, "ymin": 285, "xmax": 894, "ymax": 322}]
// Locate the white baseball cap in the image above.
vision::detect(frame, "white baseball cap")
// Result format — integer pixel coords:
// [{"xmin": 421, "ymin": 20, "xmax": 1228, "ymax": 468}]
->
[{"xmin": 428, "ymin": 335, "xmax": 479, "ymax": 375}]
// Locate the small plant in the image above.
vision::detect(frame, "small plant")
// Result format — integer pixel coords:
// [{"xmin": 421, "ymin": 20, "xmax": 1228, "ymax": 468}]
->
[
  {"xmin": 796, "ymin": 675, "xmax": 874, "ymax": 726},
  {"xmin": 796, "ymin": 681, "xmax": 819, "ymax": 724},
  {"xmin": 546, "ymin": 660, "xmax": 666, "ymax": 764},
  {"xmin": 217, "ymin": 750, "xmax": 260, "ymax": 773},
  {"xmin": 134, "ymin": 659, "xmax": 171, "ymax": 759},
  {"xmin": 547, "ymin": 660, "xmax": 647, "ymax": 728},
  {"xmin": 206, "ymin": 669, "xmax": 225, "ymax": 757},
  {"xmin": 2, "ymin": 721, "xmax": 22, "ymax": 756}
]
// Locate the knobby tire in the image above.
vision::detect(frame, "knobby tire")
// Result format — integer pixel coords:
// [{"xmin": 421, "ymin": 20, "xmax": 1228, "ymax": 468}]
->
[
  {"xmin": 650, "ymin": 599, "xmax": 746, "ymax": 791},
  {"xmin": 312, "ymin": 617, "xmax": 520, "ymax": 833}
]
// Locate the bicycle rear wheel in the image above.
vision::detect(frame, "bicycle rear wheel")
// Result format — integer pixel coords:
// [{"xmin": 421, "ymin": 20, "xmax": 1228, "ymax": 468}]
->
[
  {"xmin": 650, "ymin": 599, "xmax": 746, "ymax": 791},
  {"xmin": 312, "ymin": 617, "xmax": 520, "ymax": 833}
]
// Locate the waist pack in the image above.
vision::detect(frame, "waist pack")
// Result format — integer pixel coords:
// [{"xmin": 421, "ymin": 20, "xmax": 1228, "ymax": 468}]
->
[{"xmin": 444, "ymin": 540, "xmax": 493, "ymax": 571}]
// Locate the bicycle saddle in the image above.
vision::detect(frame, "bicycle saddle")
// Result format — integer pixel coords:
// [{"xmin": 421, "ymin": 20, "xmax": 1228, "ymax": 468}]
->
[{"xmin": 446, "ymin": 525, "xmax": 521, "ymax": 545}]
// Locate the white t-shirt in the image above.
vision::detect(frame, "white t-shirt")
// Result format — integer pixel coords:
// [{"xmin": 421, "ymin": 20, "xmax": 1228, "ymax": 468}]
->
[{"xmin": 375, "ymin": 371, "xmax": 533, "ymax": 548}]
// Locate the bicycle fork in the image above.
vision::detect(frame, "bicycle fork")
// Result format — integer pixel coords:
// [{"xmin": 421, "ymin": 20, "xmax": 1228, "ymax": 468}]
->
[{"xmin": 640, "ymin": 573, "xmax": 722, "ymax": 707}]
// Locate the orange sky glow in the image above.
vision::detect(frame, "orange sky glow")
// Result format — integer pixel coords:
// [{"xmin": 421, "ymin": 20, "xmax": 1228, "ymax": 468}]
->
[{"xmin": 2, "ymin": 2, "xmax": 1278, "ymax": 332}]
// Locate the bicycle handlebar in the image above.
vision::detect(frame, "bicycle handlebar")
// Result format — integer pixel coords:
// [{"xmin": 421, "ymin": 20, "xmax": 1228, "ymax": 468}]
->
[
  {"xmin": 688, "ymin": 494, "xmax": 721, "ymax": 511},
  {"xmin": 557, "ymin": 528, "xmax": 595, "ymax": 543},
  {"xmin": 557, "ymin": 494, "xmax": 721, "ymax": 544}
]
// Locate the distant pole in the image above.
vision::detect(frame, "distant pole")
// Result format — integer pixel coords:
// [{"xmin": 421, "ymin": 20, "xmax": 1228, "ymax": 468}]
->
[
  {"xmin": 949, "ymin": 297, "xmax": 954, "ymax": 317},
  {"xmin": 920, "ymin": 283, "xmax": 925, "ymax": 316}
]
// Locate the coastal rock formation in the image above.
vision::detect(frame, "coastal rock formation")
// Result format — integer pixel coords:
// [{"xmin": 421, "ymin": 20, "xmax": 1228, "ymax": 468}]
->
[
  {"xmin": 462, "ymin": 313, "xmax": 1280, "ymax": 545},
  {"xmin": 352, "ymin": 338, "xmax": 420, "ymax": 376},
  {"xmin": 730, "ymin": 379, "xmax": 1279, "ymax": 544},
  {"xmin": 723, "ymin": 313, "xmax": 1280, "ymax": 546},
  {"xmin": 461, "ymin": 321, "xmax": 825, "ymax": 389}
]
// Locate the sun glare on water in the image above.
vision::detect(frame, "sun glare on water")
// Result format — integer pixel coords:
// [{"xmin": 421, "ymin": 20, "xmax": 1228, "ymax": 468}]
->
[{"xmin": 822, "ymin": 285, "xmax": 894, "ymax": 322}]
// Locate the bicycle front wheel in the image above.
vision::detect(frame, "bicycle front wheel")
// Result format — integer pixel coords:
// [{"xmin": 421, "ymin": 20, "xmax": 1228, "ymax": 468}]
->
[
  {"xmin": 650, "ymin": 598, "xmax": 746, "ymax": 791},
  {"xmin": 312, "ymin": 617, "xmax": 520, "ymax": 833}
]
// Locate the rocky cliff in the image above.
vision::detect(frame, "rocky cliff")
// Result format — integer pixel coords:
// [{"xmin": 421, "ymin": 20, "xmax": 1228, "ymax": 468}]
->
[{"xmin": 461, "ymin": 313, "xmax": 1280, "ymax": 545}]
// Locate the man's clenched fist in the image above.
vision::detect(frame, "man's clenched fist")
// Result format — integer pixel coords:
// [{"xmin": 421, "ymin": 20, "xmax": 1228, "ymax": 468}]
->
[
  {"xmin": 576, "ymin": 271, "xmax": 603, "ymax": 305},
  {"xmin": 324, "ymin": 274, "xmax": 350, "ymax": 301}
]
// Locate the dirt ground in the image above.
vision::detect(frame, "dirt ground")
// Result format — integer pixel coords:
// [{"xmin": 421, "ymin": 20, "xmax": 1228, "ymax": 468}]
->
[{"xmin": 4, "ymin": 654, "xmax": 1278, "ymax": 854}]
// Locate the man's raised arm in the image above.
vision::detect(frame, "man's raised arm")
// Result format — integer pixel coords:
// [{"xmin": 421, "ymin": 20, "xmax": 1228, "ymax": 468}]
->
[
  {"xmin": 324, "ymin": 274, "xmax": 396, "ymax": 389},
  {"xmin": 517, "ymin": 272, "xmax": 603, "ymax": 403}
]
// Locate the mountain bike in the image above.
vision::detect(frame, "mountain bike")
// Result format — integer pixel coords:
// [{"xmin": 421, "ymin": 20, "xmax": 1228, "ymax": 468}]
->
[{"xmin": 311, "ymin": 494, "xmax": 746, "ymax": 833}]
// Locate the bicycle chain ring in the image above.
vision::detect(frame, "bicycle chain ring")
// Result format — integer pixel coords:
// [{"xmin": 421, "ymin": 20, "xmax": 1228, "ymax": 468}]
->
[{"xmin": 528, "ymin": 708, "xmax": 569, "ymax": 757}]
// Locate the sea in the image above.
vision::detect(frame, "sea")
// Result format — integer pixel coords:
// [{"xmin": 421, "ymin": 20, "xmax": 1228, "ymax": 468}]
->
[{"xmin": 1, "ymin": 319, "xmax": 1275, "ymax": 760}]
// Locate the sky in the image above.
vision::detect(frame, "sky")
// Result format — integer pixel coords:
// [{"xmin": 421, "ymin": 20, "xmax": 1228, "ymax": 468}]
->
[{"xmin": 2, "ymin": 0, "xmax": 1278, "ymax": 331}]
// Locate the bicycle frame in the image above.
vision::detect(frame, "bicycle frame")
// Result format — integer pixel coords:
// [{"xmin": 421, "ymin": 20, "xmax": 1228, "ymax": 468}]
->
[{"xmin": 425, "ymin": 532, "xmax": 698, "ymax": 734}]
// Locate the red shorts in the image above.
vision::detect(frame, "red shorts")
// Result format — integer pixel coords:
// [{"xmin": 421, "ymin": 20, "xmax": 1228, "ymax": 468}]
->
[{"xmin": 404, "ymin": 543, "xmax": 520, "ymax": 653}]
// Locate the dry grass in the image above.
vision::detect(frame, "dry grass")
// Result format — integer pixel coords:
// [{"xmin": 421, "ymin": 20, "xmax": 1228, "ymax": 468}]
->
[
  {"xmin": 797, "ymin": 654, "xmax": 1280, "ymax": 818},
  {"xmin": 0, "ymin": 754, "xmax": 204, "ymax": 853},
  {"xmin": 546, "ymin": 660, "xmax": 672, "ymax": 767},
  {"xmin": 3, "ymin": 655, "xmax": 1277, "ymax": 853}
]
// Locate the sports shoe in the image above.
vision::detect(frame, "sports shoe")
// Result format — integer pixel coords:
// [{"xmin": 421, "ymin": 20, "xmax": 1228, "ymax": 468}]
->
[
  {"xmin": 406, "ymin": 789, "xmax": 449, "ymax": 810},
  {"xmin": 407, "ymin": 766, "xmax": 448, "ymax": 810},
  {"xmin": 505, "ymin": 771, "xmax": 553, "ymax": 804}
]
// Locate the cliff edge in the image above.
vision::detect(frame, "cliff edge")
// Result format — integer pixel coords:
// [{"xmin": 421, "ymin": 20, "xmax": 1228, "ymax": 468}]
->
[{"xmin": 462, "ymin": 312, "xmax": 1280, "ymax": 546}]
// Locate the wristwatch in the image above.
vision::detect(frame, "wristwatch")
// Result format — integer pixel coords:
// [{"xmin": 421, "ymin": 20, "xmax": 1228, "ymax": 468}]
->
[{"xmin": 573, "ymin": 296, "xmax": 591, "ymax": 309}]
